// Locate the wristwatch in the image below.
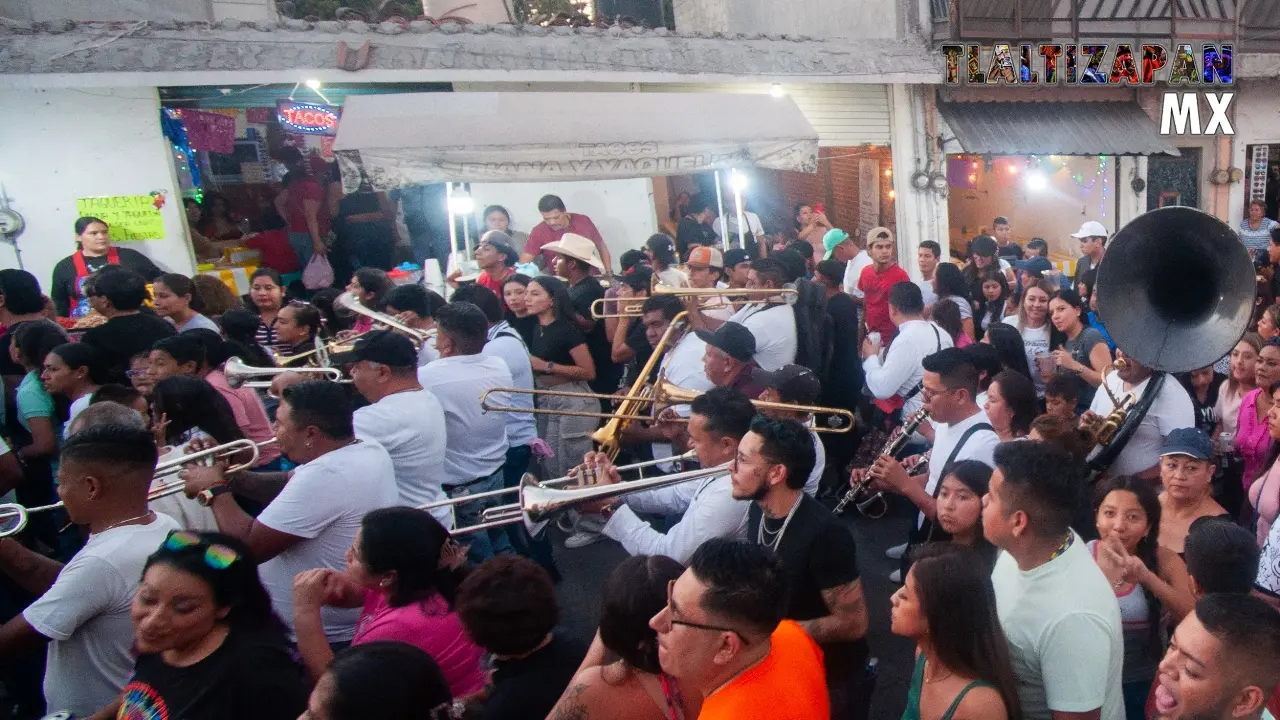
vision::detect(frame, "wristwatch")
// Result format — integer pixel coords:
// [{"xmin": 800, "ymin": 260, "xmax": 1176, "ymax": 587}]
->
[
  {"xmin": 545, "ymin": 361, "xmax": 556, "ymax": 375},
  {"xmin": 197, "ymin": 485, "xmax": 232, "ymax": 507}
]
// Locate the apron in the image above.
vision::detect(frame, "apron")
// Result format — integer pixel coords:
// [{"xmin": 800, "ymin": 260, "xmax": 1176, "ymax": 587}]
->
[{"xmin": 71, "ymin": 247, "xmax": 119, "ymax": 319}]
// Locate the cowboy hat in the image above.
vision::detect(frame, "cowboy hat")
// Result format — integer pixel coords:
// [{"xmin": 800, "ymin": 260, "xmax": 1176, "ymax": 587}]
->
[{"xmin": 543, "ymin": 233, "xmax": 605, "ymax": 271}]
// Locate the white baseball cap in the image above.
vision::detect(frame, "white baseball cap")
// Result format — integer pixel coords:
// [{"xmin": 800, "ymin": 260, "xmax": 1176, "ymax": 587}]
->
[{"xmin": 1070, "ymin": 220, "xmax": 1109, "ymax": 239}]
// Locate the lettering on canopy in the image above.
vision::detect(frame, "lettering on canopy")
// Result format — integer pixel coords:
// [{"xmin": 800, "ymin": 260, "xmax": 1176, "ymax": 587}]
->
[{"xmin": 277, "ymin": 102, "xmax": 340, "ymax": 135}]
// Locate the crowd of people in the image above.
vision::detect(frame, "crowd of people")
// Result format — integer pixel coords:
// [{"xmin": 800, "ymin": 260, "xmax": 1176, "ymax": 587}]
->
[{"xmin": 0, "ymin": 197, "xmax": 1277, "ymax": 720}]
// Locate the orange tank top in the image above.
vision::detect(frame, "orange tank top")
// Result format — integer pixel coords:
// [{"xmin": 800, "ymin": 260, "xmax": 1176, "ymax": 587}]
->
[{"xmin": 697, "ymin": 620, "xmax": 829, "ymax": 720}]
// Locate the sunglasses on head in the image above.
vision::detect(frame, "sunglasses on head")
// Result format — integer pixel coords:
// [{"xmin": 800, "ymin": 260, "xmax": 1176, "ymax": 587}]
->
[{"xmin": 164, "ymin": 531, "xmax": 240, "ymax": 570}]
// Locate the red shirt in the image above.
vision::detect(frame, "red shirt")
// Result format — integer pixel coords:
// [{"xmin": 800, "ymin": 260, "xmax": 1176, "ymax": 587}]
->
[
  {"xmin": 285, "ymin": 177, "xmax": 332, "ymax": 238},
  {"xmin": 244, "ymin": 229, "xmax": 300, "ymax": 274},
  {"xmin": 477, "ymin": 267, "xmax": 516, "ymax": 312},
  {"xmin": 524, "ymin": 214, "xmax": 606, "ymax": 267},
  {"xmin": 858, "ymin": 263, "xmax": 911, "ymax": 340}
]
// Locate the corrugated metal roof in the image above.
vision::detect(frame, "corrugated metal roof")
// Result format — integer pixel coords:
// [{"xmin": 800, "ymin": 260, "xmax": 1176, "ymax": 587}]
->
[{"xmin": 938, "ymin": 101, "xmax": 1179, "ymax": 156}]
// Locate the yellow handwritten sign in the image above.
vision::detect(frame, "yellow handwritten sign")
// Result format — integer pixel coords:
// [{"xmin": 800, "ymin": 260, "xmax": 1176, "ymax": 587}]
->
[{"xmin": 75, "ymin": 195, "xmax": 165, "ymax": 242}]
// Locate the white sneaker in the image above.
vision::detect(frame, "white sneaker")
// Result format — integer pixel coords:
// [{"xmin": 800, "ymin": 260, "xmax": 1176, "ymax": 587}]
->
[
  {"xmin": 885, "ymin": 543, "xmax": 908, "ymax": 561},
  {"xmin": 889, "ymin": 569, "xmax": 903, "ymax": 583},
  {"xmin": 564, "ymin": 531, "xmax": 602, "ymax": 549}
]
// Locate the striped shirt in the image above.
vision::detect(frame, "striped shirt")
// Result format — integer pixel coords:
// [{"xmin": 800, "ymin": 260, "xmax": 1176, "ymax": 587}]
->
[{"xmin": 1238, "ymin": 217, "xmax": 1279, "ymax": 252}]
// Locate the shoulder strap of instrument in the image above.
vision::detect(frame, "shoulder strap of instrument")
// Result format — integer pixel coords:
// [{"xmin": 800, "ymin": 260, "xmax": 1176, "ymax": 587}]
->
[
  {"xmin": 933, "ymin": 423, "xmax": 995, "ymax": 499},
  {"xmin": 1086, "ymin": 372, "xmax": 1166, "ymax": 473}
]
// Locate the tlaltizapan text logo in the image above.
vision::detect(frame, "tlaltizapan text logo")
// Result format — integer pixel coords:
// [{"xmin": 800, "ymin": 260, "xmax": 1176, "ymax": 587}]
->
[{"xmin": 942, "ymin": 43, "xmax": 1235, "ymax": 136}]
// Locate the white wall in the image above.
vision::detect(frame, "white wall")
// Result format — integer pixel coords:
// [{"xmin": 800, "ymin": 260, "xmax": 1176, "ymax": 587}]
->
[
  {"xmin": 0, "ymin": 88, "xmax": 194, "ymax": 292},
  {"xmin": 674, "ymin": 0, "xmax": 899, "ymax": 39},
  {"xmin": 468, "ymin": 179, "xmax": 659, "ymax": 264},
  {"xmin": 1229, "ymin": 79, "xmax": 1280, "ymax": 229}
]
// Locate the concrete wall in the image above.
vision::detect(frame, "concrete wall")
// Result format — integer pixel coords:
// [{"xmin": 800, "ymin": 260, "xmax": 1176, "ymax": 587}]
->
[
  {"xmin": 468, "ymin": 179, "xmax": 659, "ymax": 264},
  {"xmin": 0, "ymin": 0, "xmax": 275, "ymax": 21},
  {"xmin": 0, "ymin": 88, "xmax": 194, "ymax": 292},
  {"xmin": 674, "ymin": 0, "xmax": 901, "ymax": 39},
  {"xmin": 1229, "ymin": 78, "xmax": 1280, "ymax": 229}
]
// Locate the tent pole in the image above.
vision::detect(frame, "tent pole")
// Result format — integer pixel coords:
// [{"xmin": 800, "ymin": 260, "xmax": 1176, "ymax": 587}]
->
[
  {"xmin": 732, "ymin": 171, "xmax": 746, "ymax": 253},
  {"xmin": 445, "ymin": 183, "xmax": 460, "ymax": 288},
  {"xmin": 714, "ymin": 170, "xmax": 728, "ymax": 252}
]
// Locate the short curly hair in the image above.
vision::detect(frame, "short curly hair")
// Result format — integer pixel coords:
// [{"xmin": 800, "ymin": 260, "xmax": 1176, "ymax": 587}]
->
[{"xmin": 455, "ymin": 556, "xmax": 558, "ymax": 655}]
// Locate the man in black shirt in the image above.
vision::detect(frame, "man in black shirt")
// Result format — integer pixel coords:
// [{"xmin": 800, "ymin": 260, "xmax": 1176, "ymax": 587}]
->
[
  {"xmin": 79, "ymin": 266, "xmax": 176, "ymax": 384},
  {"xmin": 544, "ymin": 234, "xmax": 621, "ymax": 402},
  {"xmin": 456, "ymin": 556, "xmax": 585, "ymax": 720},
  {"xmin": 733, "ymin": 415, "xmax": 871, "ymax": 720},
  {"xmin": 676, "ymin": 195, "xmax": 718, "ymax": 258}
]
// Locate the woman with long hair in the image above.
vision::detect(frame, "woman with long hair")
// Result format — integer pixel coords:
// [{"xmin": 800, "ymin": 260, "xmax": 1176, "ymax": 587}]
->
[
  {"xmin": 189, "ymin": 274, "xmax": 242, "ymax": 320},
  {"xmin": 483, "ymin": 204, "xmax": 530, "ymax": 251},
  {"xmin": 41, "ymin": 342, "xmax": 107, "ymax": 429},
  {"xmin": 974, "ymin": 269, "xmax": 1011, "ymax": 341},
  {"xmin": 891, "ymin": 544, "xmax": 1020, "ymax": 720},
  {"xmin": 933, "ymin": 461, "xmax": 999, "ymax": 569},
  {"xmin": 98, "ymin": 531, "xmax": 308, "ymax": 719},
  {"xmin": 246, "ymin": 268, "xmax": 291, "ymax": 353},
  {"xmin": 501, "ymin": 273, "xmax": 536, "ymax": 347},
  {"xmin": 1249, "ymin": 381, "xmax": 1280, "ymax": 546},
  {"xmin": 980, "ymin": 322, "xmax": 1033, "ymax": 381},
  {"xmin": 1048, "ymin": 288, "xmax": 1112, "ymax": 410},
  {"xmin": 1001, "ymin": 279, "xmax": 1055, "ymax": 398},
  {"xmin": 292, "ymin": 507, "xmax": 484, "ymax": 694},
  {"xmin": 344, "ymin": 268, "xmax": 394, "ymax": 335},
  {"xmin": 218, "ymin": 308, "xmax": 276, "ymax": 369},
  {"xmin": 273, "ymin": 304, "xmax": 325, "ymax": 366},
  {"xmin": 984, "ymin": 370, "xmax": 1036, "ymax": 442},
  {"xmin": 303, "ymin": 642, "xmax": 454, "ymax": 720},
  {"xmin": 549, "ymin": 555, "xmax": 701, "ymax": 720},
  {"xmin": 1258, "ymin": 303, "xmax": 1280, "ymax": 342},
  {"xmin": 152, "ymin": 375, "xmax": 245, "ymax": 449},
  {"xmin": 50, "ymin": 216, "xmax": 162, "ymax": 318},
  {"xmin": 1211, "ymin": 333, "xmax": 1262, "ymax": 514},
  {"xmin": 526, "ymin": 275, "xmax": 598, "ymax": 479},
  {"xmin": 1236, "ymin": 340, "xmax": 1280, "ymax": 485},
  {"xmin": 932, "ymin": 262, "xmax": 975, "ymax": 341},
  {"xmin": 9, "ymin": 321, "xmax": 68, "ymax": 500},
  {"xmin": 151, "ymin": 273, "xmax": 220, "ymax": 333},
  {"xmin": 1090, "ymin": 476, "xmax": 1194, "ymax": 719}
]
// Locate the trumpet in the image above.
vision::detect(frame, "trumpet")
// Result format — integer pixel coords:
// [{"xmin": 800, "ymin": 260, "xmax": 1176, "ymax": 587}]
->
[
  {"xmin": 224, "ymin": 357, "xmax": 348, "ymax": 390},
  {"xmin": 591, "ymin": 287, "xmax": 796, "ymax": 320},
  {"xmin": 420, "ymin": 451, "xmax": 697, "ymax": 518},
  {"xmin": 835, "ymin": 410, "xmax": 931, "ymax": 518},
  {"xmin": 270, "ymin": 334, "xmax": 361, "ymax": 368},
  {"xmin": 0, "ymin": 438, "xmax": 276, "ymax": 538},
  {"xmin": 336, "ymin": 291, "xmax": 434, "ymax": 348},
  {"xmin": 478, "ymin": 380, "xmax": 855, "ymax": 433},
  {"xmin": 451, "ymin": 460, "xmax": 729, "ymax": 536}
]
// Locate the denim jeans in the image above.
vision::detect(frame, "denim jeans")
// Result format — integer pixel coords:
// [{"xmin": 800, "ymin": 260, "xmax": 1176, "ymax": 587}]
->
[
  {"xmin": 502, "ymin": 444, "xmax": 559, "ymax": 581},
  {"xmin": 288, "ymin": 231, "xmax": 316, "ymax": 272},
  {"xmin": 447, "ymin": 467, "xmax": 512, "ymax": 565}
]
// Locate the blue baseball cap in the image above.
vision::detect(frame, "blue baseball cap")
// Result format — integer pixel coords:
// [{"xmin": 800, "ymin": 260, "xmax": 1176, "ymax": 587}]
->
[
  {"xmin": 1015, "ymin": 256, "xmax": 1054, "ymax": 277},
  {"xmin": 1160, "ymin": 427, "xmax": 1213, "ymax": 461}
]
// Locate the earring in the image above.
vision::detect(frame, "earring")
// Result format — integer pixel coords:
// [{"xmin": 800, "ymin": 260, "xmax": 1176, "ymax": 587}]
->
[{"xmin": 379, "ymin": 578, "xmax": 391, "ymax": 588}]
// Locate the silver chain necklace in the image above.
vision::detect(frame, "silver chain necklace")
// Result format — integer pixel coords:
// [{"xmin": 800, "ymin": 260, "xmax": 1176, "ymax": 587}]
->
[{"xmin": 757, "ymin": 494, "xmax": 803, "ymax": 552}]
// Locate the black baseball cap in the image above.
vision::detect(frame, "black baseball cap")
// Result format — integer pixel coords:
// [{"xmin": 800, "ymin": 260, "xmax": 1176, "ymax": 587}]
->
[
  {"xmin": 328, "ymin": 329, "xmax": 418, "ymax": 368},
  {"xmin": 752, "ymin": 364, "xmax": 821, "ymax": 404},
  {"xmin": 694, "ymin": 322, "xmax": 756, "ymax": 363},
  {"xmin": 723, "ymin": 248, "xmax": 752, "ymax": 268}
]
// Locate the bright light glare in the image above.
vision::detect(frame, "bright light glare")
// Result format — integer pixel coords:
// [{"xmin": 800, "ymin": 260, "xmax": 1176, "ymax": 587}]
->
[
  {"xmin": 1026, "ymin": 171, "xmax": 1048, "ymax": 191},
  {"xmin": 448, "ymin": 195, "xmax": 475, "ymax": 215},
  {"xmin": 729, "ymin": 171, "xmax": 749, "ymax": 193},
  {"xmin": 305, "ymin": 78, "xmax": 322, "ymax": 90},
  {"xmin": 770, "ymin": 83, "xmax": 785, "ymax": 98}
]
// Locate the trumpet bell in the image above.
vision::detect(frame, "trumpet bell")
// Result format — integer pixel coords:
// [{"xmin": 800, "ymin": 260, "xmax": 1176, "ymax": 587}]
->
[{"xmin": 1096, "ymin": 207, "xmax": 1256, "ymax": 373}]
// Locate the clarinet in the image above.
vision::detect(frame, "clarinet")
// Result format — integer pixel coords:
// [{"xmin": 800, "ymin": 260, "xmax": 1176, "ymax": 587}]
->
[{"xmin": 835, "ymin": 410, "xmax": 930, "ymax": 517}]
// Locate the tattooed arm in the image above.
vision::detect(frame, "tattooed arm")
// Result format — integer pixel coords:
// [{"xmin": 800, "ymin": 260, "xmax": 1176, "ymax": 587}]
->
[
  {"xmin": 548, "ymin": 679, "xmax": 592, "ymax": 720},
  {"xmin": 798, "ymin": 579, "xmax": 870, "ymax": 645}
]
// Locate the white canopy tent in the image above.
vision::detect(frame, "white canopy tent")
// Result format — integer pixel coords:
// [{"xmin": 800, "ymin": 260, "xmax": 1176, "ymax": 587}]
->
[{"xmin": 332, "ymin": 91, "xmax": 820, "ymax": 187}]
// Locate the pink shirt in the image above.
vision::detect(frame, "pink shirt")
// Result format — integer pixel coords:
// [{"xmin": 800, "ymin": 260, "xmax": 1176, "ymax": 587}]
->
[
  {"xmin": 524, "ymin": 214, "xmax": 606, "ymax": 267},
  {"xmin": 352, "ymin": 591, "xmax": 485, "ymax": 697},
  {"xmin": 1235, "ymin": 388, "xmax": 1273, "ymax": 486},
  {"xmin": 205, "ymin": 370, "xmax": 281, "ymax": 466},
  {"xmin": 1250, "ymin": 459, "xmax": 1280, "ymax": 546}
]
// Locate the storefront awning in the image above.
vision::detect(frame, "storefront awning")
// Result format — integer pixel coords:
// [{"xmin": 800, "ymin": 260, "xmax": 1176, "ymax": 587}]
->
[
  {"xmin": 333, "ymin": 92, "xmax": 820, "ymax": 188},
  {"xmin": 938, "ymin": 102, "xmax": 1179, "ymax": 157}
]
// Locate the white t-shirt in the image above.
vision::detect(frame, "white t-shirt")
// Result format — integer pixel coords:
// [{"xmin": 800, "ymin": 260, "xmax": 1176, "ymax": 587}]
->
[
  {"xmin": 1256, "ymin": 513, "xmax": 1280, "ymax": 599},
  {"xmin": 1087, "ymin": 372, "xmax": 1196, "ymax": 477},
  {"xmin": 723, "ymin": 210, "xmax": 765, "ymax": 241},
  {"xmin": 1002, "ymin": 317, "xmax": 1051, "ymax": 397},
  {"xmin": 418, "ymin": 354, "xmax": 513, "ymax": 483},
  {"xmin": 657, "ymin": 267, "xmax": 690, "ymax": 289},
  {"xmin": 484, "ymin": 322, "xmax": 538, "ymax": 447},
  {"xmin": 152, "ymin": 441, "xmax": 219, "ymax": 531},
  {"xmin": 174, "ymin": 313, "xmax": 220, "ymax": 333},
  {"xmin": 658, "ymin": 332, "xmax": 715, "ymax": 419},
  {"xmin": 729, "ymin": 303, "xmax": 796, "ymax": 371},
  {"xmin": 992, "ymin": 534, "xmax": 1125, "ymax": 720},
  {"xmin": 66, "ymin": 394, "xmax": 91, "ymax": 431},
  {"xmin": 354, "ymin": 389, "xmax": 449, "ymax": 525},
  {"xmin": 24, "ymin": 514, "xmax": 180, "ymax": 716},
  {"xmin": 922, "ymin": 410, "xmax": 999, "ymax": 527},
  {"xmin": 862, "ymin": 318, "xmax": 953, "ymax": 418},
  {"xmin": 915, "ymin": 277, "xmax": 938, "ymax": 308},
  {"xmin": 418, "ymin": 333, "xmax": 440, "ymax": 366},
  {"xmin": 805, "ymin": 429, "xmax": 825, "ymax": 497},
  {"xmin": 257, "ymin": 440, "xmax": 399, "ymax": 642},
  {"xmin": 843, "ymin": 250, "xmax": 874, "ymax": 298}
]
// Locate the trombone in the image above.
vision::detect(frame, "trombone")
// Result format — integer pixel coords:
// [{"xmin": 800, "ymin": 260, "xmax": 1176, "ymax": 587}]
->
[
  {"xmin": 479, "ymin": 380, "xmax": 855, "ymax": 433},
  {"xmin": 224, "ymin": 357, "xmax": 348, "ymax": 390},
  {"xmin": 451, "ymin": 460, "xmax": 730, "ymax": 536},
  {"xmin": 336, "ymin": 291, "xmax": 435, "ymax": 349},
  {"xmin": 0, "ymin": 438, "xmax": 275, "ymax": 538},
  {"xmin": 590, "ymin": 286, "xmax": 796, "ymax": 320}
]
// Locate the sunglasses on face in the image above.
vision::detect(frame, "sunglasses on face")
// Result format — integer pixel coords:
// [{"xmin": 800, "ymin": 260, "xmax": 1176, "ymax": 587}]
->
[{"xmin": 164, "ymin": 531, "xmax": 240, "ymax": 570}]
